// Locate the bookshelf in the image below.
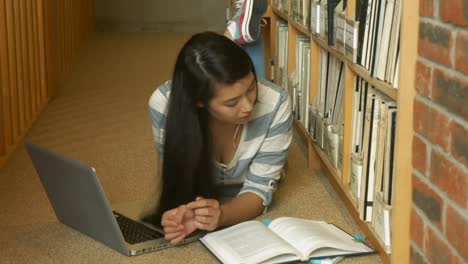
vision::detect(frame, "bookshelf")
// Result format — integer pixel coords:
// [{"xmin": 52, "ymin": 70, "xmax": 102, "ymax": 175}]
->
[{"xmin": 266, "ymin": 0, "xmax": 417, "ymax": 263}]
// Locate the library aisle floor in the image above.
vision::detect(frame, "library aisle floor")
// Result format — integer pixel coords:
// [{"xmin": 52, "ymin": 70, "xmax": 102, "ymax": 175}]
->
[{"xmin": 0, "ymin": 32, "xmax": 382, "ymax": 264}]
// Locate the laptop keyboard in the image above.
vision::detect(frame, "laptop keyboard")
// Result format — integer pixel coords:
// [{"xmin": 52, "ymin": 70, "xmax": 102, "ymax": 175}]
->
[{"xmin": 113, "ymin": 211, "xmax": 163, "ymax": 244}]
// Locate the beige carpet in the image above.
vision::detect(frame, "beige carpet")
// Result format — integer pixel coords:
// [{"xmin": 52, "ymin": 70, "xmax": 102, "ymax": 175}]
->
[{"xmin": 0, "ymin": 32, "xmax": 382, "ymax": 264}]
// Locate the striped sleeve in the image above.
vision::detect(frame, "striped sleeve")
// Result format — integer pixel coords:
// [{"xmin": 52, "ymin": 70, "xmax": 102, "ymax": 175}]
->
[
  {"xmin": 239, "ymin": 88, "xmax": 293, "ymax": 207},
  {"xmin": 148, "ymin": 81, "xmax": 171, "ymax": 158}
]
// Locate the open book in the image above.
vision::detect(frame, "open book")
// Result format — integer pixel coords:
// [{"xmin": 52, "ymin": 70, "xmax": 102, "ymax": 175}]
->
[{"xmin": 199, "ymin": 217, "xmax": 375, "ymax": 264}]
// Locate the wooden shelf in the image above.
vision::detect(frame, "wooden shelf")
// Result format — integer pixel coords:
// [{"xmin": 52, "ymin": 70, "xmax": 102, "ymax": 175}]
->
[
  {"xmin": 348, "ymin": 63, "xmax": 398, "ymax": 100},
  {"xmin": 311, "ymin": 34, "xmax": 347, "ymax": 63},
  {"xmin": 271, "ymin": 6, "xmax": 289, "ymax": 21},
  {"xmin": 310, "ymin": 142, "xmax": 391, "ymax": 264},
  {"xmin": 289, "ymin": 18, "xmax": 311, "ymax": 37},
  {"xmin": 263, "ymin": 5, "xmax": 272, "ymax": 18},
  {"xmin": 293, "ymin": 119, "xmax": 309, "ymax": 147},
  {"xmin": 311, "ymin": 143, "xmax": 343, "ymax": 181}
]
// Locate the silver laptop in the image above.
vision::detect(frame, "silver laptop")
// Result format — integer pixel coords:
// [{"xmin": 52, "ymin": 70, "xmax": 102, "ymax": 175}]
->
[{"xmin": 24, "ymin": 141, "xmax": 201, "ymax": 256}]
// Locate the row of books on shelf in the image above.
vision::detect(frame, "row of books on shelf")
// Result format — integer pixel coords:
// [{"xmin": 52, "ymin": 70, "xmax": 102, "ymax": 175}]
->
[
  {"xmin": 309, "ymin": 47, "xmax": 345, "ymax": 175},
  {"xmin": 290, "ymin": 35, "xmax": 311, "ymax": 130},
  {"xmin": 310, "ymin": 77, "xmax": 397, "ymax": 254},
  {"xmin": 349, "ymin": 77, "xmax": 397, "ymax": 253},
  {"xmin": 273, "ymin": 0, "xmax": 401, "ymax": 88},
  {"xmin": 271, "ymin": 19, "xmax": 397, "ymax": 252},
  {"xmin": 274, "ymin": 20, "xmax": 289, "ymax": 91}
]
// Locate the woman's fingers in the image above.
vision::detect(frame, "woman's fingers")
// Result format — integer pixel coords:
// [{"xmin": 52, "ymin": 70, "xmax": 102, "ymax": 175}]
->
[
  {"xmin": 174, "ymin": 205, "xmax": 188, "ymax": 223},
  {"xmin": 170, "ymin": 232, "xmax": 187, "ymax": 244},
  {"xmin": 163, "ymin": 224, "xmax": 184, "ymax": 233},
  {"xmin": 161, "ymin": 216, "xmax": 180, "ymax": 227},
  {"xmin": 163, "ymin": 202, "xmax": 221, "ymax": 240},
  {"xmin": 162, "ymin": 205, "xmax": 187, "ymax": 226},
  {"xmin": 187, "ymin": 198, "xmax": 221, "ymax": 231},
  {"xmin": 161, "ymin": 208, "xmax": 178, "ymax": 226},
  {"xmin": 164, "ymin": 231, "xmax": 184, "ymax": 241},
  {"xmin": 187, "ymin": 198, "xmax": 219, "ymax": 210},
  {"xmin": 194, "ymin": 215, "xmax": 213, "ymax": 224},
  {"xmin": 188, "ymin": 199, "xmax": 220, "ymax": 218},
  {"xmin": 193, "ymin": 207, "xmax": 212, "ymax": 216},
  {"xmin": 194, "ymin": 216, "xmax": 219, "ymax": 231},
  {"xmin": 193, "ymin": 220, "xmax": 216, "ymax": 231},
  {"xmin": 193, "ymin": 206, "xmax": 221, "ymax": 224}
]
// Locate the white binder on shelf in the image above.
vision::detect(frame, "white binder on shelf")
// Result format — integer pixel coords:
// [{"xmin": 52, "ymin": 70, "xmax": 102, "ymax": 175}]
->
[
  {"xmin": 350, "ymin": 152, "xmax": 363, "ymax": 208},
  {"xmin": 302, "ymin": 46, "xmax": 311, "ymax": 129},
  {"xmin": 372, "ymin": 192, "xmax": 392, "ymax": 254},
  {"xmin": 383, "ymin": 107, "xmax": 397, "ymax": 205},
  {"xmin": 319, "ymin": 3, "xmax": 328, "ymax": 40},
  {"xmin": 334, "ymin": 5, "xmax": 346, "ymax": 53},
  {"xmin": 310, "ymin": 0, "xmax": 321, "ymax": 35},
  {"xmin": 345, "ymin": 18, "xmax": 359, "ymax": 63}
]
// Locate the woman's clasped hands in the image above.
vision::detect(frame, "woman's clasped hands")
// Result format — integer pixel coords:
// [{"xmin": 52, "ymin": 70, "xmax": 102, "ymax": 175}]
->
[{"xmin": 161, "ymin": 197, "xmax": 223, "ymax": 244}]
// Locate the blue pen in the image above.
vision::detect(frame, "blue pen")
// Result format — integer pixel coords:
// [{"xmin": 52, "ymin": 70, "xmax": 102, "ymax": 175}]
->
[
  {"xmin": 262, "ymin": 218, "xmax": 272, "ymax": 226},
  {"xmin": 353, "ymin": 234, "xmax": 366, "ymax": 243},
  {"xmin": 309, "ymin": 256, "xmax": 344, "ymax": 264},
  {"xmin": 309, "ymin": 259, "xmax": 326, "ymax": 264}
]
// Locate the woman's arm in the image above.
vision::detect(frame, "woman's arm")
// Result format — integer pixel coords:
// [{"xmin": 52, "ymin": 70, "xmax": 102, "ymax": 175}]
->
[
  {"xmin": 219, "ymin": 192, "xmax": 264, "ymax": 226},
  {"xmin": 148, "ymin": 81, "xmax": 171, "ymax": 156},
  {"xmin": 238, "ymin": 85, "xmax": 293, "ymax": 208},
  {"xmin": 186, "ymin": 192, "xmax": 263, "ymax": 231}
]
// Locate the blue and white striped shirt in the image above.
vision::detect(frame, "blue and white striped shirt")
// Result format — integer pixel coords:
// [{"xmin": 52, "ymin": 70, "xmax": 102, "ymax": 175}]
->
[{"xmin": 148, "ymin": 79, "xmax": 293, "ymax": 206}]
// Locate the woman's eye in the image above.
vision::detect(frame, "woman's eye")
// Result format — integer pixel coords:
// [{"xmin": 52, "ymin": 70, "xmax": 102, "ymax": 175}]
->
[{"xmin": 225, "ymin": 102, "xmax": 238, "ymax": 107}]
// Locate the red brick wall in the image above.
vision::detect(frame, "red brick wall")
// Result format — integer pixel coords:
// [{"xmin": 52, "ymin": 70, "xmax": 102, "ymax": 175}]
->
[{"xmin": 412, "ymin": 0, "xmax": 467, "ymax": 263}]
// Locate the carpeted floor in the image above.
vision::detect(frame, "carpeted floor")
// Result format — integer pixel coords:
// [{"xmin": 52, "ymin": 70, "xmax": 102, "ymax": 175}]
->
[{"xmin": 0, "ymin": 32, "xmax": 382, "ymax": 264}]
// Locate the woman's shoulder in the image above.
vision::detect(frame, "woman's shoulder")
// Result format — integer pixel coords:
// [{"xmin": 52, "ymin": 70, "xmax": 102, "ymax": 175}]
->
[
  {"xmin": 257, "ymin": 79, "xmax": 290, "ymax": 107},
  {"xmin": 248, "ymin": 79, "xmax": 291, "ymax": 126},
  {"xmin": 149, "ymin": 80, "xmax": 172, "ymax": 109}
]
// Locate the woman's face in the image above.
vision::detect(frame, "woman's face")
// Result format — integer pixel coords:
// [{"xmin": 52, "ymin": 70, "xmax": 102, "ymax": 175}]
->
[{"xmin": 207, "ymin": 72, "xmax": 257, "ymax": 125}]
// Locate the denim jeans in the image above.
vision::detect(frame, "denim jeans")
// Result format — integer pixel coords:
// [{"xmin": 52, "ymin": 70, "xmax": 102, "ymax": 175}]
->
[{"xmin": 241, "ymin": 31, "xmax": 266, "ymax": 80}]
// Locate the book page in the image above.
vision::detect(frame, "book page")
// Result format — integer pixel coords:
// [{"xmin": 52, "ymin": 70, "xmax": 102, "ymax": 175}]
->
[
  {"xmin": 269, "ymin": 217, "xmax": 373, "ymax": 258},
  {"xmin": 200, "ymin": 221, "xmax": 300, "ymax": 264}
]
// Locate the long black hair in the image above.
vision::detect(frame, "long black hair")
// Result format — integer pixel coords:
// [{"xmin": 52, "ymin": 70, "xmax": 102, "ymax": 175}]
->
[{"xmin": 145, "ymin": 32, "xmax": 256, "ymax": 225}]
